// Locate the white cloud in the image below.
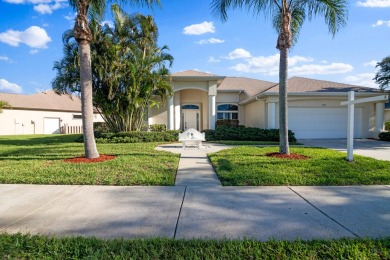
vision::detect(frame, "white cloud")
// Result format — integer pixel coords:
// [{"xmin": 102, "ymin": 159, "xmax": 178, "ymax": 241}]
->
[
  {"xmin": 183, "ymin": 21, "xmax": 215, "ymax": 35},
  {"xmin": 224, "ymin": 48, "xmax": 252, "ymax": 60},
  {"xmin": 4, "ymin": 0, "xmax": 53, "ymax": 4},
  {"xmin": 364, "ymin": 60, "xmax": 378, "ymax": 66},
  {"xmin": 34, "ymin": 1, "xmax": 64, "ymax": 14},
  {"xmin": 0, "ymin": 26, "xmax": 51, "ymax": 48},
  {"xmin": 0, "ymin": 56, "xmax": 11, "ymax": 62},
  {"xmin": 100, "ymin": 20, "xmax": 114, "ymax": 28},
  {"xmin": 4, "ymin": 0, "xmax": 66, "ymax": 14},
  {"xmin": 0, "ymin": 79, "xmax": 23, "ymax": 93},
  {"xmin": 289, "ymin": 63, "xmax": 353, "ymax": 75},
  {"xmin": 228, "ymin": 52, "xmax": 351, "ymax": 76},
  {"xmin": 344, "ymin": 73, "xmax": 377, "ymax": 88},
  {"xmin": 372, "ymin": 20, "xmax": 390, "ymax": 27},
  {"xmin": 64, "ymin": 12, "xmax": 76, "ymax": 21},
  {"xmin": 208, "ymin": 56, "xmax": 221, "ymax": 63},
  {"xmin": 196, "ymin": 38, "xmax": 224, "ymax": 45},
  {"xmin": 357, "ymin": 0, "xmax": 390, "ymax": 7}
]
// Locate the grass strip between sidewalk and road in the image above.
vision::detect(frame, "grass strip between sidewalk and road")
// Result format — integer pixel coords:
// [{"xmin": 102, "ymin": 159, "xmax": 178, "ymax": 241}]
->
[
  {"xmin": 208, "ymin": 146, "xmax": 390, "ymax": 186},
  {"xmin": 0, "ymin": 234, "xmax": 389, "ymax": 259},
  {"xmin": 0, "ymin": 135, "xmax": 179, "ymax": 186}
]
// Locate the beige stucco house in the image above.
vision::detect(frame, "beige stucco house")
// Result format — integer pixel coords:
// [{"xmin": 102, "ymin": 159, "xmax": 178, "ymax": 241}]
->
[
  {"xmin": 149, "ymin": 70, "xmax": 388, "ymax": 139},
  {"xmin": 0, "ymin": 91, "xmax": 104, "ymax": 135}
]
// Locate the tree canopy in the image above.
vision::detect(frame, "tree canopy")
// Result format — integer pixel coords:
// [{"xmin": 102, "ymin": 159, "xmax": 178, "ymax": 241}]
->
[
  {"xmin": 52, "ymin": 5, "xmax": 173, "ymax": 132},
  {"xmin": 0, "ymin": 100, "xmax": 11, "ymax": 113},
  {"xmin": 374, "ymin": 56, "xmax": 390, "ymax": 91}
]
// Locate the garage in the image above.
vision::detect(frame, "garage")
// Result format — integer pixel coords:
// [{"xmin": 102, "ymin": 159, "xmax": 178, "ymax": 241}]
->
[
  {"xmin": 288, "ymin": 107, "xmax": 362, "ymax": 139},
  {"xmin": 44, "ymin": 118, "xmax": 60, "ymax": 134}
]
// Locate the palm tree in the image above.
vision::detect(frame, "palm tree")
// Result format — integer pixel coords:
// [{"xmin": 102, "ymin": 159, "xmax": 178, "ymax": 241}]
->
[
  {"xmin": 53, "ymin": 5, "xmax": 173, "ymax": 132},
  {"xmin": 211, "ymin": 0, "xmax": 348, "ymax": 154},
  {"xmin": 68, "ymin": 0, "xmax": 160, "ymax": 158},
  {"xmin": 0, "ymin": 100, "xmax": 11, "ymax": 113}
]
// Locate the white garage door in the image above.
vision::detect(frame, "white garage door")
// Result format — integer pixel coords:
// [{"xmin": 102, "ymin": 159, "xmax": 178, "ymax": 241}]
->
[
  {"xmin": 288, "ymin": 107, "xmax": 362, "ymax": 139},
  {"xmin": 44, "ymin": 118, "xmax": 60, "ymax": 134}
]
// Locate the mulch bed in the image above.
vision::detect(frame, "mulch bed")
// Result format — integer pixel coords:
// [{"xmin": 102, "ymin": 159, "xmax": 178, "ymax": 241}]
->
[
  {"xmin": 266, "ymin": 152, "xmax": 310, "ymax": 160},
  {"xmin": 64, "ymin": 154, "xmax": 116, "ymax": 163}
]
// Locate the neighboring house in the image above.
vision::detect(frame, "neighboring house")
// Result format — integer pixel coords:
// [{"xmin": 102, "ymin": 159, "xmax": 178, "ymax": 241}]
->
[
  {"xmin": 0, "ymin": 91, "xmax": 104, "ymax": 135},
  {"xmin": 149, "ymin": 70, "xmax": 388, "ymax": 139}
]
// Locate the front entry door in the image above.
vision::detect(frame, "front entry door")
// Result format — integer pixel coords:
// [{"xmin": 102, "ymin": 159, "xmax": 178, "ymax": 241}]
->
[{"xmin": 182, "ymin": 109, "xmax": 200, "ymax": 130}]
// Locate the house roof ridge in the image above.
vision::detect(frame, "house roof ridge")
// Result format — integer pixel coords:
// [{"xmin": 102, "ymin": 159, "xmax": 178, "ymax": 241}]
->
[{"xmin": 287, "ymin": 76, "xmax": 377, "ymax": 90}]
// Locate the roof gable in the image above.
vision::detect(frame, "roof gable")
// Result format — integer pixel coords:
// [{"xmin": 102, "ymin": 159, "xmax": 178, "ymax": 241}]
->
[{"xmin": 171, "ymin": 70, "xmax": 216, "ymax": 77}]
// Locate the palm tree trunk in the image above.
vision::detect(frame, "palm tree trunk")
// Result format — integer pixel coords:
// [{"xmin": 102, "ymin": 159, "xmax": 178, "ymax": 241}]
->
[
  {"xmin": 277, "ymin": 0, "xmax": 291, "ymax": 155},
  {"xmin": 73, "ymin": 0, "xmax": 99, "ymax": 159},
  {"xmin": 279, "ymin": 48, "xmax": 289, "ymax": 155},
  {"xmin": 79, "ymin": 41, "xmax": 99, "ymax": 158}
]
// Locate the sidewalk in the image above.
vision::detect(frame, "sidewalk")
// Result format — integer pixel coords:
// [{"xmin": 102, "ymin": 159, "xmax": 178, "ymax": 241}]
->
[{"xmin": 1, "ymin": 143, "xmax": 389, "ymax": 241}]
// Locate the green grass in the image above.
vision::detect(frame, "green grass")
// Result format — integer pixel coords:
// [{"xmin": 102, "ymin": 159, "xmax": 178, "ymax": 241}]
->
[
  {"xmin": 0, "ymin": 135, "xmax": 179, "ymax": 185},
  {"xmin": 0, "ymin": 234, "xmax": 389, "ymax": 259},
  {"xmin": 208, "ymin": 146, "xmax": 390, "ymax": 186},
  {"xmin": 209, "ymin": 140, "xmax": 302, "ymax": 145}
]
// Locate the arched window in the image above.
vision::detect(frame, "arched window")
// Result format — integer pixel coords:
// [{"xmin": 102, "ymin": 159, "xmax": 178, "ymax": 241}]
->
[
  {"xmin": 217, "ymin": 104, "xmax": 238, "ymax": 120},
  {"xmin": 182, "ymin": 104, "xmax": 199, "ymax": 110}
]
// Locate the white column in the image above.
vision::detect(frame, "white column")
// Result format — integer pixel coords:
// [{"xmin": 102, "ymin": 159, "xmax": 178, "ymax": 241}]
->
[
  {"xmin": 209, "ymin": 95, "xmax": 216, "ymax": 130},
  {"xmin": 167, "ymin": 96, "xmax": 174, "ymax": 130},
  {"xmin": 375, "ymin": 102, "xmax": 385, "ymax": 132},
  {"xmin": 347, "ymin": 91, "xmax": 355, "ymax": 162},
  {"xmin": 267, "ymin": 102, "xmax": 276, "ymax": 129},
  {"xmin": 174, "ymin": 91, "xmax": 181, "ymax": 130},
  {"xmin": 208, "ymin": 81, "xmax": 217, "ymax": 130}
]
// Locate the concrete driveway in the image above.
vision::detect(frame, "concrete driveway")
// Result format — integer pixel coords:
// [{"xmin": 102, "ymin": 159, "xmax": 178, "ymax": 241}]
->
[{"xmin": 301, "ymin": 139, "xmax": 390, "ymax": 161}]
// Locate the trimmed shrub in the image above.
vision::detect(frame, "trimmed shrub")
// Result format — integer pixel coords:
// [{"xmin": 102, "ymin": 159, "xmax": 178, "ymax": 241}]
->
[
  {"xmin": 149, "ymin": 124, "xmax": 167, "ymax": 132},
  {"xmin": 379, "ymin": 132, "xmax": 390, "ymax": 142},
  {"xmin": 385, "ymin": 122, "xmax": 390, "ymax": 131},
  {"xmin": 204, "ymin": 125, "xmax": 297, "ymax": 143},
  {"xmin": 77, "ymin": 130, "xmax": 180, "ymax": 143},
  {"xmin": 216, "ymin": 119, "xmax": 239, "ymax": 127}
]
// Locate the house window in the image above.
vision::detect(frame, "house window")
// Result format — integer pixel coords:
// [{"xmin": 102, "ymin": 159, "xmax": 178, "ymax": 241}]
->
[
  {"xmin": 182, "ymin": 104, "xmax": 200, "ymax": 110},
  {"xmin": 73, "ymin": 114, "xmax": 82, "ymax": 119},
  {"xmin": 217, "ymin": 104, "xmax": 238, "ymax": 120}
]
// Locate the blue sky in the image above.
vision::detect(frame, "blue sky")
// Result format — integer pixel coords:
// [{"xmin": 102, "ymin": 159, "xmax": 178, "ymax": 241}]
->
[{"xmin": 0, "ymin": 0, "xmax": 389, "ymax": 94}]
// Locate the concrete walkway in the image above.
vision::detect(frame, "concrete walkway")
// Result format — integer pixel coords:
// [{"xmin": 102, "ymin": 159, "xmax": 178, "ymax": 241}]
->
[
  {"xmin": 156, "ymin": 143, "xmax": 229, "ymax": 186},
  {"xmin": 1, "ymin": 143, "xmax": 390, "ymax": 241},
  {"xmin": 1, "ymin": 184, "xmax": 389, "ymax": 240}
]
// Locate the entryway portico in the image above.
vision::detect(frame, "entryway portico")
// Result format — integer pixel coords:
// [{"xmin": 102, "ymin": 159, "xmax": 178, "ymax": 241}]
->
[{"xmin": 167, "ymin": 72, "xmax": 225, "ymax": 131}]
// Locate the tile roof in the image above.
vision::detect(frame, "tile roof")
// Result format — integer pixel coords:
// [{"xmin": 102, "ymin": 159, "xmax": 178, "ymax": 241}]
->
[
  {"xmin": 218, "ymin": 77, "xmax": 277, "ymax": 96},
  {"xmin": 265, "ymin": 77, "xmax": 381, "ymax": 93},
  {"xmin": 0, "ymin": 90, "xmax": 82, "ymax": 112},
  {"xmin": 171, "ymin": 70, "xmax": 216, "ymax": 77}
]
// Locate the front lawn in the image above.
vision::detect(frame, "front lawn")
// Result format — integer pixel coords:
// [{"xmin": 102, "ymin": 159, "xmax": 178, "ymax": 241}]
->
[
  {"xmin": 0, "ymin": 135, "xmax": 179, "ymax": 185},
  {"xmin": 208, "ymin": 146, "xmax": 390, "ymax": 186},
  {"xmin": 0, "ymin": 234, "xmax": 389, "ymax": 259}
]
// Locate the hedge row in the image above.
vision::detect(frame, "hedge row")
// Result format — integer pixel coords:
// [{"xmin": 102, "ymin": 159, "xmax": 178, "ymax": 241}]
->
[
  {"xmin": 204, "ymin": 125, "xmax": 297, "ymax": 143},
  {"xmin": 379, "ymin": 132, "xmax": 390, "ymax": 142},
  {"xmin": 76, "ymin": 131, "xmax": 180, "ymax": 143},
  {"xmin": 385, "ymin": 122, "xmax": 390, "ymax": 131}
]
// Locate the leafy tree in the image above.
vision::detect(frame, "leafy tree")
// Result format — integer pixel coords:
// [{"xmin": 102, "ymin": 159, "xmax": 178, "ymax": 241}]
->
[
  {"xmin": 374, "ymin": 56, "xmax": 390, "ymax": 91},
  {"xmin": 0, "ymin": 101, "xmax": 11, "ymax": 113},
  {"xmin": 53, "ymin": 5, "xmax": 173, "ymax": 132},
  {"xmin": 211, "ymin": 0, "xmax": 348, "ymax": 154},
  {"xmin": 67, "ymin": 0, "xmax": 160, "ymax": 158}
]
